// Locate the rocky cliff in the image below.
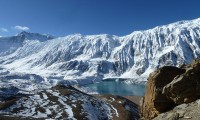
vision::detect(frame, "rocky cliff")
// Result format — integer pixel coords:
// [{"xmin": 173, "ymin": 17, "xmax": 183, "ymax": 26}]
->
[{"xmin": 141, "ymin": 59, "xmax": 200, "ymax": 119}]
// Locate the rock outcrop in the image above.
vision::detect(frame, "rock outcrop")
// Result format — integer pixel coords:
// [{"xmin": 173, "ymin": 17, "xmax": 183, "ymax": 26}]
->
[
  {"xmin": 141, "ymin": 59, "xmax": 200, "ymax": 119},
  {"xmin": 141, "ymin": 66, "xmax": 185, "ymax": 119},
  {"xmin": 153, "ymin": 99, "xmax": 200, "ymax": 120},
  {"xmin": 163, "ymin": 59, "xmax": 200, "ymax": 104}
]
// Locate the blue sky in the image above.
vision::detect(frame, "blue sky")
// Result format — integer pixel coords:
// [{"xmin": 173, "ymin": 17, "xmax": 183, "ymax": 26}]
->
[{"xmin": 0, "ymin": 0, "xmax": 200, "ymax": 37}]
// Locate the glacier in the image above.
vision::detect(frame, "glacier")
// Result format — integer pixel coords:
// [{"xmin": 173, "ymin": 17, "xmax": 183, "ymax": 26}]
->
[{"xmin": 0, "ymin": 18, "xmax": 200, "ymax": 91}]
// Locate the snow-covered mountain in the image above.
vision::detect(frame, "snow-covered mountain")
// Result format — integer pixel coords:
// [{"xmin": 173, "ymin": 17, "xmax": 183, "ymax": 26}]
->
[
  {"xmin": 0, "ymin": 31, "xmax": 54, "ymax": 56},
  {"xmin": 1, "ymin": 18, "xmax": 200, "ymax": 89}
]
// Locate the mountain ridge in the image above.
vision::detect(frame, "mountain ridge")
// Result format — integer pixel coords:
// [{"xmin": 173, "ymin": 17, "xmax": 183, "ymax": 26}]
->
[{"xmin": 0, "ymin": 17, "xmax": 200, "ymax": 90}]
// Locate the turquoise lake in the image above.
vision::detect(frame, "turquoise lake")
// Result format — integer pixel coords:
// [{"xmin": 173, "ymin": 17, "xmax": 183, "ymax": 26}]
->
[{"xmin": 82, "ymin": 79, "xmax": 146, "ymax": 96}]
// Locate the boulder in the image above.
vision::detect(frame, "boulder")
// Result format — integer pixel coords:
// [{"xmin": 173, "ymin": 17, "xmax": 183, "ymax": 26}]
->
[
  {"xmin": 163, "ymin": 59, "xmax": 200, "ymax": 104},
  {"xmin": 141, "ymin": 59, "xmax": 200, "ymax": 119},
  {"xmin": 141, "ymin": 66, "xmax": 185, "ymax": 119}
]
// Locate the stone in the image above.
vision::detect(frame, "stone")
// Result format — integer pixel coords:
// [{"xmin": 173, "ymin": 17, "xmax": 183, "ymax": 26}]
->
[
  {"xmin": 163, "ymin": 59, "xmax": 200, "ymax": 104},
  {"xmin": 141, "ymin": 59, "xmax": 200, "ymax": 119},
  {"xmin": 183, "ymin": 116, "xmax": 192, "ymax": 119},
  {"xmin": 196, "ymin": 99, "xmax": 200, "ymax": 106},
  {"xmin": 141, "ymin": 66, "xmax": 185, "ymax": 119},
  {"xmin": 170, "ymin": 113, "xmax": 179, "ymax": 120},
  {"xmin": 177, "ymin": 110, "xmax": 185, "ymax": 118}
]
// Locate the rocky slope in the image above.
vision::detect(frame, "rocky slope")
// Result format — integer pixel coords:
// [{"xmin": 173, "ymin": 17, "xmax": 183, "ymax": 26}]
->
[
  {"xmin": 153, "ymin": 99, "xmax": 200, "ymax": 120},
  {"xmin": 1, "ymin": 18, "xmax": 200, "ymax": 91},
  {"xmin": 0, "ymin": 85, "xmax": 139, "ymax": 120},
  {"xmin": 141, "ymin": 59, "xmax": 200, "ymax": 120}
]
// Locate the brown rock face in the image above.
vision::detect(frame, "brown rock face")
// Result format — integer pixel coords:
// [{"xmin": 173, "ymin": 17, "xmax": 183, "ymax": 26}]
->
[
  {"xmin": 141, "ymin": 59, "xmax": 200, "ymax": 119},
  {"xmin": 141, "ymin": 66, "xmax": 185, "ymax": 119},
  {"xmin": 163, "ymin": 59, "xmax": 200, "ymax": 104}
]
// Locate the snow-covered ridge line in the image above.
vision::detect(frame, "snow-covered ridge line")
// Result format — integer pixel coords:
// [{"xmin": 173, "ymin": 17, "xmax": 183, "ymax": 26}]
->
[{"xmin": 0, "ymin": 17, "xmax": 200, "ymax": 89}]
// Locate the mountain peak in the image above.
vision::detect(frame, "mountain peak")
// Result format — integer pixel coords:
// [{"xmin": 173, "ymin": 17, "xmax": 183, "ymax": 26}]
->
[
  {"xmin": 17, "ymin": 31, "xmax": 55, "ymax": 41},
  {"xmin": 18, "ymin": 31, "xmax": 30, "ymax": 35}
]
